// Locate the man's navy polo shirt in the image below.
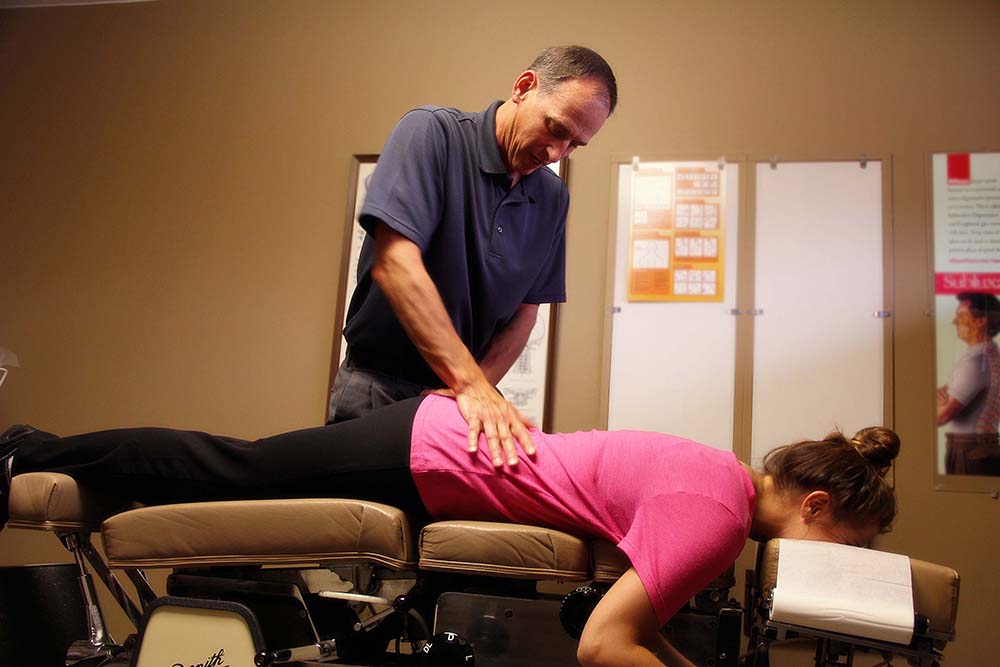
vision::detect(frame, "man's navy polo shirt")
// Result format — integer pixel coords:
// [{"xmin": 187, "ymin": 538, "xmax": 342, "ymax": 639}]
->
[{"xmin": 343, "ymin": 100, "xmax": 569, "ymax": 387}]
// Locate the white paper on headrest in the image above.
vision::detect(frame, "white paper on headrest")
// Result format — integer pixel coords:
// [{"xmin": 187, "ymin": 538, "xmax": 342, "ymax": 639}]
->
[{"xmin": 770, "ymin": 539, "xmax": 914, "ymax": 645}]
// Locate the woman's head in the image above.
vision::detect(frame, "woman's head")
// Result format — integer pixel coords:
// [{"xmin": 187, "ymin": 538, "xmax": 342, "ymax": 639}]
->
[
  {"xmin": 954, "ymin": 291, "xmax": 1000, "ymax": 342},
  {"xmin": 762, "ymin": 426, "xmax": 899, "ymax": 537}
]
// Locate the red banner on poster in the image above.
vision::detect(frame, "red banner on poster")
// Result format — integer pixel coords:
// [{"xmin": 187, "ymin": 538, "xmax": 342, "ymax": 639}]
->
[{"xmin": 935, "ymin": 272, "xmax": 1000, "ymax": 294}]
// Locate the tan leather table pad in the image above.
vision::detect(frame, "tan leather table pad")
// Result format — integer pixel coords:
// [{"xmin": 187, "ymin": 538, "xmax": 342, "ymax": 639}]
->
[
  {"xmin": 418, "ymin": 520, "xmax": 590, "ymax": 580},
  {"xmin": 101, "ymin": 498, "xmax": 416, "ymax": 570}
]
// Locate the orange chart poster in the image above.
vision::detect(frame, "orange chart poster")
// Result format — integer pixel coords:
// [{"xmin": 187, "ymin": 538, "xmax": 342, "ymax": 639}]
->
[{"xmin": 627, "ymin": 164, "xmax": 726, "ymax": 302}]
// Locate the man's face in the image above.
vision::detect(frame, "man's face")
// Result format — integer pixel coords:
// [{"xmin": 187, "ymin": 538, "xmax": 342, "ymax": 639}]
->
[{"xmin": 503, "ymin": 75, "xmax": 610, "ymax": 179}]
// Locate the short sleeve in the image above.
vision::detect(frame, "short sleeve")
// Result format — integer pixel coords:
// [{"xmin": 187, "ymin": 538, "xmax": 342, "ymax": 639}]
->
[
  {"xmin": 523, "ymin": 183, "xmax": 569, "ymax": 304},
  {"xmin": 949, "ymin": 352, "xmax": 988, "ymax": 405},
  {"xmin": 617, "ymin": 493, "xmax": 748, "ymax": 625},
  {"xmin": 360, "ymin": 109, "xmax": 447, "ymax": 250}
]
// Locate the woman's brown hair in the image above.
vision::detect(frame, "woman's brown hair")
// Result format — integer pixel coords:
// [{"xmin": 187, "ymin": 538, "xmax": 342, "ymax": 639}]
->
[{"xmin": 762, "ymin": 426, "xmax": 900, "ymax": 532}]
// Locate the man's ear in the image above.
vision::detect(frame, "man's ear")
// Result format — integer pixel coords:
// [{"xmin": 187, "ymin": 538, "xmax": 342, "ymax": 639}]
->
[
  {"xmin": 799, "ymin": 490, "xmax": 831, "ymax": 523},
  {"xmin": 511, "ymin": 70, "xmax": 538, "ymax": 104}
]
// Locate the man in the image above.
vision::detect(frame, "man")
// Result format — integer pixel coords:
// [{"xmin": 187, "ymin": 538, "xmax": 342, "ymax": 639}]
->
[
  {"xmin": 329, "ymin": 46, "xmax": 617, "ymax": 468},
  {"xmin": 937, "ymin": 291, "xmax": 1000, "ymax": 475}
]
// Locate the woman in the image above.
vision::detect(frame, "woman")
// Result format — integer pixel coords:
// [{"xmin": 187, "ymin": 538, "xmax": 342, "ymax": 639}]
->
[
  {"xmin": 0, "ymin": 394, "xmax": 898, "ymax": 667},
  {"xmin": 937, "ymin": 291, "xmax": 1000, "ymax": 476}
]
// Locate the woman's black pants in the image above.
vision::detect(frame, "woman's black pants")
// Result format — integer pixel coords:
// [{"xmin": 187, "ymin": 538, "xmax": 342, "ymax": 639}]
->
[{"xmin": 12, "ymin": 397, "xmax": 430, "ymax": 524}]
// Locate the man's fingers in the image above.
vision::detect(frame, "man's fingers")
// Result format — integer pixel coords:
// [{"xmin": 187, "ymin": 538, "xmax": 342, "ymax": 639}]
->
[
  {"xmin": 467, "ymin": 418, "xmax": 481, "ymax": 453},
  {"xmin": 482, "ymin": 421, "xmax": 504, "ymax": 468},
  {"xmin": 511, "ymin": 419, "xmax": 536, "ymax": 456},
  {"xmin": 496, "ymin": 420, "xmax": 518, "ymax": 466},
  {"xmin": 455, "ymin": 386, "xmax": 538, "ymax": 467},
  {"xmin": 504, "ymin": 404, "xmax": 536, "ymax": 456}
]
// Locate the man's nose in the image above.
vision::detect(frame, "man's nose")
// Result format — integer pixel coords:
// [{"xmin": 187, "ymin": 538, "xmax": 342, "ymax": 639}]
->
[{"xmin": 546, "ymin": 139, "xmax": 573, "ymax": 163}]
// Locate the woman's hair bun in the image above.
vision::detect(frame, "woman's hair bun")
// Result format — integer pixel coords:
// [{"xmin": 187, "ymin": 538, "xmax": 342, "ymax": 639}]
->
[{"xmin": 851, "ymin": 426, "xmax": 900, "ymax": 475}]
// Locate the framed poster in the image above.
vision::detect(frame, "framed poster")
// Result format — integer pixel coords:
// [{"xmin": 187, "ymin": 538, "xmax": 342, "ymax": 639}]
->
[
  {"xmin": 327, "ymin": 154, "xmax": 377, "ymax": 386},
  {"xmin": 932, "ymin": 152, "xmax": 1000, "ymax": 490},
  {"xmin": 606, "ymin": 159, "xmax": 739, "ymax": 448},
  {"xmin": 626, "ymin": 162, "xmax": 726, "ymax": 302},
  {"xmin": 327, "ymin": 155, "xmax": 566, "ymax": 431}
]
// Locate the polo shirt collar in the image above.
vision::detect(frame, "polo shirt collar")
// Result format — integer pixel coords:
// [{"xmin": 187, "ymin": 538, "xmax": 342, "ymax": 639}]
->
[
  {"xmin": 478, "ymin": 100, "xmax": 509, "ymax": 176},
  {"xmin": 478, "ymin": 100, "xmax": 542, "ymax": 202}
]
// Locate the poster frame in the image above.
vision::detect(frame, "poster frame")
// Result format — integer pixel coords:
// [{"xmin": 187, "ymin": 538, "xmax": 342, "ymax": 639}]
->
[{"xmin": 929, "ymin": 150, "xmax": 1000, "ymax": 494}]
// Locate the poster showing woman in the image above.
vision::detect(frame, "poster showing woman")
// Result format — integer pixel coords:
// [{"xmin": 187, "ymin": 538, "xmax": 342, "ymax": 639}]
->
[
  {"xmin": 936, "ymin": 293, "xmax": 1000, "ymax": 475},
  {"xmin": 933, "ymin": 153, "xmax": 1000, "ymax": 478}
]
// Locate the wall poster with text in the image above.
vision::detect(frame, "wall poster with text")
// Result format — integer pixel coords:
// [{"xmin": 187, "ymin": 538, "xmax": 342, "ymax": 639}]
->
[
  {"xmin": 933, "ymin": 152, "xmax": 1000, "ymax": 480},
  {"xmin": 626, "ymin": 163, "xmax": 726, "ymax": 302}
]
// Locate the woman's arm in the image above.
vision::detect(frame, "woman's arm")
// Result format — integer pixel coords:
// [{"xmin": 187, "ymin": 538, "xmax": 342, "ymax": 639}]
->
[
  {"xmin": 647, "ymin": 634, "xmax": 697, "ymax": 667},
  {"xmin": 577, "ymin": 568, "xmax": 694, "ymax": 667},
  {"xmin": 937, "ymin": 392, "xmax": 966, "ymax": 426}
]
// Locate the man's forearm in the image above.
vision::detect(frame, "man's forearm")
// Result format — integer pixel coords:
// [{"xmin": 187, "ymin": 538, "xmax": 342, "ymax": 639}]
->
[
  {"xmin": 371, "ymin": 225, "xmax": 486, "ymax": 392},
  {"xmin": 478, "ymin": 304, "xmax": 539, "ymax": 385},
  {"xmin": 372, "ymin": 224, "xmax": 537, "ymax": 463}
]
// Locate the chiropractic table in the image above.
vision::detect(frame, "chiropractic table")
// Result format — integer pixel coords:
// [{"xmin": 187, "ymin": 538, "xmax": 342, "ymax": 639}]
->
[{"xmin": 6, "ymin": 471, "xmax": 959, "ymax": 667}]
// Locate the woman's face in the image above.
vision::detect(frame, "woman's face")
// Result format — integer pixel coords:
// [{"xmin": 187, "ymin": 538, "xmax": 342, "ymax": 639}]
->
[{"xmin": 953, "ymin": 301, "xmax": 987, "ymax": 345}]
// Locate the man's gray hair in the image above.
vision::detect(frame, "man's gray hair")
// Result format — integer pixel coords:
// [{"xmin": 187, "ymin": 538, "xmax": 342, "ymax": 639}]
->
[{"xmin": 528, "ymin": 46, "xmax": 618, "ymax": 114}]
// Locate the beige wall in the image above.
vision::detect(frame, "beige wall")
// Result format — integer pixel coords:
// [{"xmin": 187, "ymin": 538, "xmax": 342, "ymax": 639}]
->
[{"xmin": 1, "ymin": 0, "xmax": 998, "ymax": 663}]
